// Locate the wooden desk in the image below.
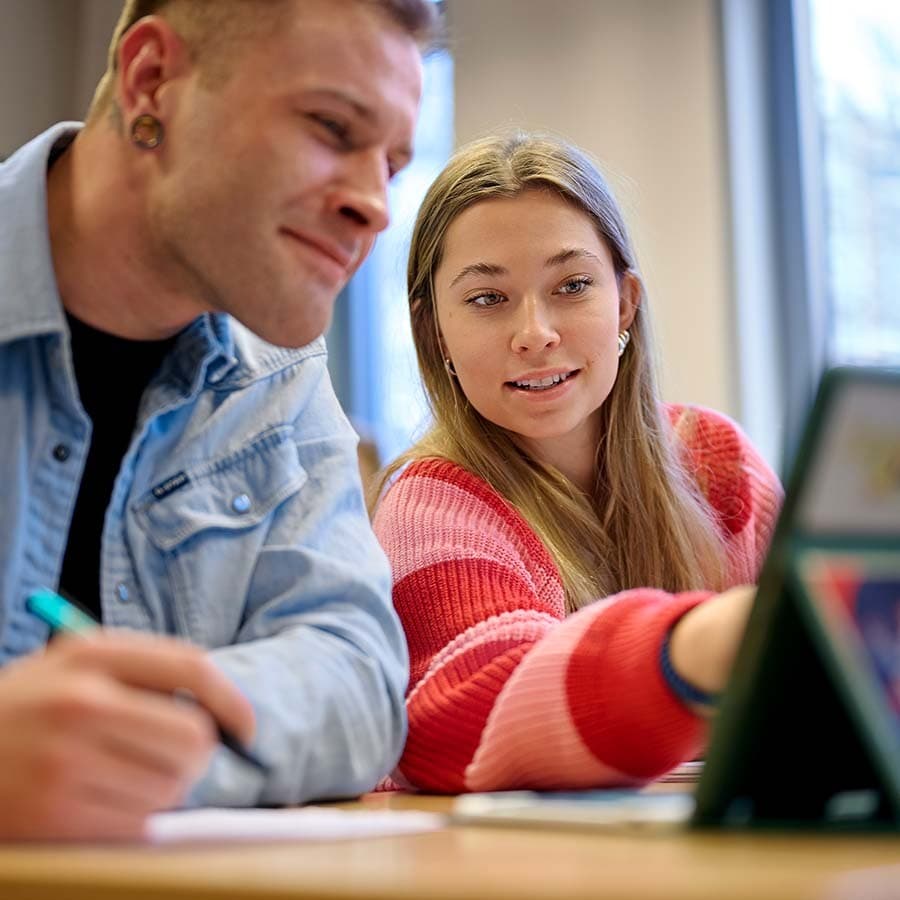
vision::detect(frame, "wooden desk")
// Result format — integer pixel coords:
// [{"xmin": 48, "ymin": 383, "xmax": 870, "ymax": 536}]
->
[{"xmin": 0, "ymin": 792, "xmax": 898, "ymax": 900}]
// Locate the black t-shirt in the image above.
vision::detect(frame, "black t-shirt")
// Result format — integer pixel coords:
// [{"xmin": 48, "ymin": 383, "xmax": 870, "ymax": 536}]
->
[{"xmin": 58, "ymin": 313, "xmax": 177, "ymax": 621}]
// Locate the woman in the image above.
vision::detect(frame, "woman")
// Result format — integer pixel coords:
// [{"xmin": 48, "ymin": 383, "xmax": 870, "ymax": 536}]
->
[{"xmin": 373, "ymin": 133, "xmax": 783, "ymax": 793}]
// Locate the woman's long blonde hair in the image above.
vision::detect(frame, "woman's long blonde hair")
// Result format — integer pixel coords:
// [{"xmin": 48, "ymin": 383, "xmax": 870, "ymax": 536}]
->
[{"xmin": 375, "ymin": 133, "xmax": 729, "ymax": 612}]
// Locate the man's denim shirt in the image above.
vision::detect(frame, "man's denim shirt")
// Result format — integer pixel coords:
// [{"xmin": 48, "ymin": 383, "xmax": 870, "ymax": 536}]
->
[{"xmin": 0, "ymin": 124, "xmax": 408, "ymax": 806}]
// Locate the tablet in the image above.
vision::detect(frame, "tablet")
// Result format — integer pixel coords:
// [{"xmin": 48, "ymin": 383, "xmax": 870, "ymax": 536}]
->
[{"xmin": 692, "ymin": 366, "xmax": 900, "ymax": 830}]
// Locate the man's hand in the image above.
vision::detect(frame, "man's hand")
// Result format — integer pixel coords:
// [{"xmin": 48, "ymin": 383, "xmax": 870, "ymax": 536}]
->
[{"xmin": 0, "ymin": 631, "xmax": 255, "ymax": 841}]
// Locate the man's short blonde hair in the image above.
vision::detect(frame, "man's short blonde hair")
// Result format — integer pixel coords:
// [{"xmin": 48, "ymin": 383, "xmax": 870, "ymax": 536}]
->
[{"xmin": 87, "ymin": 0, "xmax": 440, "ymax": 124}]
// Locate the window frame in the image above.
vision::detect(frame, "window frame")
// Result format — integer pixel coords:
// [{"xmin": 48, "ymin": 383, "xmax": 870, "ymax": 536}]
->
[{"xmin": 721, "ymin": 0, "xmax": 828, "ymax": 473}]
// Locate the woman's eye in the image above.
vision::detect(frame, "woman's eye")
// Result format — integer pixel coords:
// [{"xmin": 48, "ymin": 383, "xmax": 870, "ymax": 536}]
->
[
  {"xmin": 557, "ymin": 277, "xmax": 592, "ymax": 296},
  {"xmin": 466, "ymin": 292, "xmax": 505, "ymax": 308}
]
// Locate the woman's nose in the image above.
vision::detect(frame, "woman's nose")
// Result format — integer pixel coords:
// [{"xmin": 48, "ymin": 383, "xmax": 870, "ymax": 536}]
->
[{"xmin": 511, "ymin": 299, "xmax": 560, "ymax": 353}]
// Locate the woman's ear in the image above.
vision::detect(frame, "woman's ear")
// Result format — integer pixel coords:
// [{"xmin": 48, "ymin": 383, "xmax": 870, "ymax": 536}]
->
[
  {"xmin": 415, "ymin": 294, "xmax": 448, "ymax": 358},
  {"xmin": 618, "ymin": 270, "xmax": 642, "ymax": 331}
]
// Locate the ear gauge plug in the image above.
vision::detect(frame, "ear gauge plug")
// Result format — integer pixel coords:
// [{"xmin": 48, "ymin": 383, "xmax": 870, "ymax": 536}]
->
[{"xmin": 130, "ymin": 114, "xmax": 164, "ymax": 149}]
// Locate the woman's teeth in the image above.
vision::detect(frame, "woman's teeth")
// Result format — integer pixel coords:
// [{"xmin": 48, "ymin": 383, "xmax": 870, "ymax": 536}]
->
[{"xmin": 513, "ymin": 372, "xmax": 571, "ymax": 391}]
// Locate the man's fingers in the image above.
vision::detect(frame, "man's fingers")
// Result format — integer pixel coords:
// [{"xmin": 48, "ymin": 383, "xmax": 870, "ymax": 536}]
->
[
  {"xmin": 54, "ymin": 632, "xmax": 256, "ymax": 745},
  {"xmin": 31, "ymin": 672, "xmax": 214, "ymax": 779},
  {"xmin": 66, "ymin": 731, "xmax": 197, "ymax": 815},
  {"xmin": 91, "ymin": 688, "xmax": 217, "ymax": 782},
  {"xmin": 79, "ymin": 749, "xmax": 194, "ymax": 817},
  {"xmin": 34, "ymin": 791, "xmax": 149, "ymax": 843},
  {"xmin": 5, "ymin": 740, "xmax": 172, "ymax": 843}
]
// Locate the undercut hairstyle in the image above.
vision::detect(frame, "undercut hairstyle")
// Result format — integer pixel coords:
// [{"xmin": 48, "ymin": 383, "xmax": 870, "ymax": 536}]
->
[
  {"xmin": 87, "ymin": 0, "xmax": 441, "ymax": 124},
  {"xmin": 373, "ymin": 132, "xmax": 733, "ymax": 612}
]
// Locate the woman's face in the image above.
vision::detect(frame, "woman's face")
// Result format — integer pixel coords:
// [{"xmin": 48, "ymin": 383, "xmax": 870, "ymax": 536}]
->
[{"xmin": 433, "ymin": 190, "xmax": 637, "ymax": 481}]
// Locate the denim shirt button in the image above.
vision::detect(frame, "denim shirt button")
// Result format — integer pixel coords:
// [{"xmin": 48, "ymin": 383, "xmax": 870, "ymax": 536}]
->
[
  {"xmin": 115, "ymin": 582, "xmax": 130, "ymax": 603},
  {"xmin": 232, "ymin": 493, "xmax": 251, "ymax": 514},
  {"xmin": 52, "ymin": 443, "xmax": 70, "ymax": 462}
]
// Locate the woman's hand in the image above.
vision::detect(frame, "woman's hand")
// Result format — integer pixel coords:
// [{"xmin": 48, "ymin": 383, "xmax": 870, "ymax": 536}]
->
[{"xmin": 667, "ymin": 585, "xmax": 757, "ymax": 714}]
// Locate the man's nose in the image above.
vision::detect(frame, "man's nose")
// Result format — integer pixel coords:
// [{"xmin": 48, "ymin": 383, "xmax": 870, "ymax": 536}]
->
[
  {"xmin": 333, "ymin": 150, "xmax": 391, "ymax": 234},
  {"xmin": 512, "ymin": 297, "xmax": 561, "ymax": 353}
]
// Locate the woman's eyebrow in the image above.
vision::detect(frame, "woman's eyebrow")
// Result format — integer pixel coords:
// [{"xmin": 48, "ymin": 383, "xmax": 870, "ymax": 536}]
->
[
  {"xmin": 448, "ymin": 248, "xmax": 605, "ymax": 289},
  {"xmin": 449, "ymin": 261, "xmax": 508, "ymax": 288},
  {"xmin": 544, "ymin": 248, "xmax": 604, "ymax": 268}
]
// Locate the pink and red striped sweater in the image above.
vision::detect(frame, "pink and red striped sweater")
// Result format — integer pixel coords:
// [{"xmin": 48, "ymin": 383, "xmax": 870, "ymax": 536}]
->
[{"xmin": 373, "ymin": 405, "xmax": 783, "ymax": 793}]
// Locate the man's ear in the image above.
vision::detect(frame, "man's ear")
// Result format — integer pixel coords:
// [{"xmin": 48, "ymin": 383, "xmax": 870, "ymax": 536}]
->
[
  {"xmin": 116, "ymin": 16, "xmax": 192, "ymax": 124},
  {"xmin": 618, "ymin": 270, "xmax": 642, "ymax": 331}
]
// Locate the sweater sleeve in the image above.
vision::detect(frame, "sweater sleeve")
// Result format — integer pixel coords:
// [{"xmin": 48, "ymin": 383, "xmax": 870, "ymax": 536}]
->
[{"xmin": 375, "ymin": 415, "xmax": 782, "ymax": 794}]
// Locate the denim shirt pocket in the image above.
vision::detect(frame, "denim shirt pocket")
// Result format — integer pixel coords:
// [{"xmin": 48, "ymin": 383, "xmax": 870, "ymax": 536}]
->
[{"xmin": 133, "ymin": 424, "xmax": 308, "ymax": 644}]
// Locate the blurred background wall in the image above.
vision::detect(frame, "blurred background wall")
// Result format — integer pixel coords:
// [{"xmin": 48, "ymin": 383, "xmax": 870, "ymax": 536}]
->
[
  {"xmin": 449, "ymin": 0, "xmax": 734, "ymax": 419},
  {"xmin": 0, "ymin": 0, "xmax": 118, "ymax": 155}
]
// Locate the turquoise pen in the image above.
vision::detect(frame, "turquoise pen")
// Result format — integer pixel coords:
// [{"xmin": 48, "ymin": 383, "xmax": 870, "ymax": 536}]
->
[
  {"xmin": 26, "ymin": 588, "xmax": 270, "ymax": 775},
  {"xmin": 26, "ymin": 588, "xmax": 98, "ymax": 633}
]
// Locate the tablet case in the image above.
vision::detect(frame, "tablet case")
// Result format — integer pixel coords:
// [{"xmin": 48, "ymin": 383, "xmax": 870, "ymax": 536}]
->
[{"xmin": 692, "ymin": 367, "xmax": 900, "ymax": 830}]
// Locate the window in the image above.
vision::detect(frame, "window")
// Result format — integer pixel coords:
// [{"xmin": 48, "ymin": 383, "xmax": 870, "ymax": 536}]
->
[
  {"xmin": 808, "ymin": 0, "xmax": 900, "ymax": 365},
  {"xmin": 327, "ymin": 48, "xmax": 453, "ymax": 465},
  {"xmin": 723, "ymin": 0, "xmax": 900, "ymax": 470}
]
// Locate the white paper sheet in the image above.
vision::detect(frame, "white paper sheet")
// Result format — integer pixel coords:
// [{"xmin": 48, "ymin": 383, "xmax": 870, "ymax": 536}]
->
[{"xmin": 146, "ymin": 806, "xmax": 446, "ymax": 844}]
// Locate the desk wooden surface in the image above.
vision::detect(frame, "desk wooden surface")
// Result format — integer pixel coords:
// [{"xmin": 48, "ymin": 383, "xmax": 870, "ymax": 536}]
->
[{"xmin": 0, "ymin": 792, "xmax": 898, "ymax": 900}]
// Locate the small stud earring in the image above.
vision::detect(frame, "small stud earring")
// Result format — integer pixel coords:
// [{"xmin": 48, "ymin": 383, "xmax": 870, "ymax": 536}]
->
[
  {"xmin": 617, "ymin": 330, "xmax": 631, "ymax": 358},
  {"xmin": 444, "ymin": 357, "xmax": 457, "ymax": 377},
  {"xmin": 130, "ymin": 114, "xmax": 164, "ymax": 150}
]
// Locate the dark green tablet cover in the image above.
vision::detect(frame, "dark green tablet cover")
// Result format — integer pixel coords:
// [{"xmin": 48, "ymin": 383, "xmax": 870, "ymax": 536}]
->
[{"xmin": 692, "ymin": 367, "xmax": 900, "ymax": 830}]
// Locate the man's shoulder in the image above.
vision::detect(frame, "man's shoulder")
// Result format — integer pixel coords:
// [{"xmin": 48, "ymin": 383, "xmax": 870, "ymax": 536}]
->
[
  {"xmin": 0, "ymin": 124, "xmax": 83, "ymax": 344},
  {"xmin": 1, "ymin": 123, "xmax": 80, "ymax": 186}
]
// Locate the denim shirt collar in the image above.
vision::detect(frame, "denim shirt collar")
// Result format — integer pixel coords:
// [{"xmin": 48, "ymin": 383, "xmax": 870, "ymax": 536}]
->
[
  {"xmin": 162, "ymin": 312, "xmax": 238, "ymax": 402},
  {"xmin": 0, "ymin": 122, "xmax": 77, "ymax": 344}
]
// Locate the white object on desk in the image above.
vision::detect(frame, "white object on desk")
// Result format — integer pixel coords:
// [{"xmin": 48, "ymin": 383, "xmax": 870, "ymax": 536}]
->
[
  {"xmin": 453, "ymin": 790, "xmax": 695, "ymax": 830},
  {"xmin": 147, "ymin": 806, "xmax": 446, "ymax": 844}
]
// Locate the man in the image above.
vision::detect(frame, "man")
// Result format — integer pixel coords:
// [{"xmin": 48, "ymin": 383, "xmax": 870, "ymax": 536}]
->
[{"xmin": 0, "ymin": 0, "xmax": 433, "ymax": 840}]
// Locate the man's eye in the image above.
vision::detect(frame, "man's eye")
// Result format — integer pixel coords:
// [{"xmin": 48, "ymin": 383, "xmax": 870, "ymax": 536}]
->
[
  {"xmin": 466, "ymin": 292, "xmax": 504, "ymax": 308},
  {"xmin": 312, "ymin": 114, "xmax": 350, "ymax": 144}
]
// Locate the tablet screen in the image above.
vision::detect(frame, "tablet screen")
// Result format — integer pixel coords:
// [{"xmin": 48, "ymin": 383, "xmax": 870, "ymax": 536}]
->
[
  {"xmin": 796, "ymin": 379, "xmax": 900, "ymax": 536},
  {"xmin": 796, "ymin": 549, "xmax": 900, "ymax": 742}
]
